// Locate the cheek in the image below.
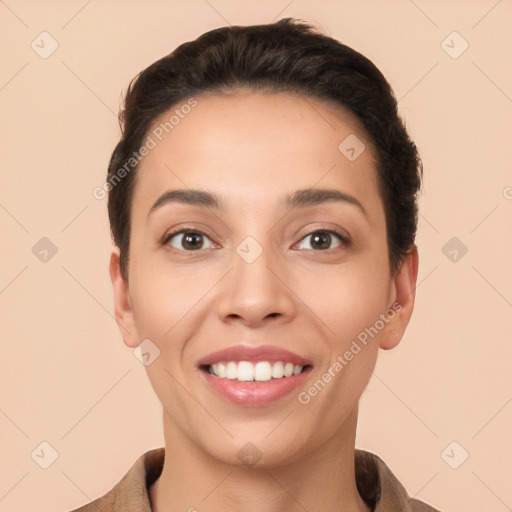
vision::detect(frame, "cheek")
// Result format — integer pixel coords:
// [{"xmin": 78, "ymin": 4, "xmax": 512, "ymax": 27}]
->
[
  {"xmin": 293, "ymin": 258, "xmax": 390, "ymax": 345},
  {"xmin": 129, "ymin": 257, "xmax": 204, "ymax": 336},
  {"xmin": 128, "ymin": 256, "xmax": 222, "ymax": 381},
  {"xmin": 129, "ymin": 263, "xmax": 209, "ymax": 406},
  {"xmin": 296, "ymin": 264, "xmax": 384, "ymax": 425}
]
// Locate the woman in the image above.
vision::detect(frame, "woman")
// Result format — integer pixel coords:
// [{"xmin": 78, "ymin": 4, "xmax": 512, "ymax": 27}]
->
[{"xmin": 74, "ymin": 18, "xmax": 441, "ymax": 512}]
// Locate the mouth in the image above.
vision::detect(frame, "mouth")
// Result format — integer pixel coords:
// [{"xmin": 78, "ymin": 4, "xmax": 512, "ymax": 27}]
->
[
  {"xmin": 200, "ymin": 361, "xmax": 312, "ymax": 382},
  {"xmin": 197, "ymin": 345, "xmax": 313, "ymax": 406}
]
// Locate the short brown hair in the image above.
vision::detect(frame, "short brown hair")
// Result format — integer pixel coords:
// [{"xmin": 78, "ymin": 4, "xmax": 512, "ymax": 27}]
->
[{"xmin": 106, "ymin": 18, "xmax": 422, "ymax": 281}]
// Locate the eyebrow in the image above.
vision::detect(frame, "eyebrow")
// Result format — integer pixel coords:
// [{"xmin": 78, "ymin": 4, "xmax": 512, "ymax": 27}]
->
[
  {"xmin": 284, "ymin": 188, "xmax": 366, "ymax": 216},
  {"xmin": 148, "ymin": 189, "xmax": 220, "ymax": 217},
  {"xmin": 147, "ymin": 188, "xmax": 367, "ymax": 218}
]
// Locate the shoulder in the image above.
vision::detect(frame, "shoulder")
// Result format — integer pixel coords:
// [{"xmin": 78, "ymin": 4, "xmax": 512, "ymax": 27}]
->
[
  {"xmin": 355, "ymin": 449, "xmax": 443, "ymax": 512},
  {"xmin": 67, "ymin": 447, "xmax": 165, "ymax": 512}
]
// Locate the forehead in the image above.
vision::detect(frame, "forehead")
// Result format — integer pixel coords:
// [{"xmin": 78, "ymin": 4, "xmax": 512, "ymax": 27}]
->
[{"xmin": 132, "ymin": 90, "xmax": 383, "ymax": 222}]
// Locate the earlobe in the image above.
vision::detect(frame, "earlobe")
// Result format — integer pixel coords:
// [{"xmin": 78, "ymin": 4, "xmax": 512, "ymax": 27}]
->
[
  {"xmin": 380, "ymin": 246, "xmax": 419, "ymax": 350},
  {"xmin": 109, "ymin": 249, "xmax": 139, "ymax": 348}
]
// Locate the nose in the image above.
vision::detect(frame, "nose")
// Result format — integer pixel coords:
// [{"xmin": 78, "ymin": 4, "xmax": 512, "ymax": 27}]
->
[{"xmin": 216, "ymin": 243, "xmax": 296, "ymax": 327}]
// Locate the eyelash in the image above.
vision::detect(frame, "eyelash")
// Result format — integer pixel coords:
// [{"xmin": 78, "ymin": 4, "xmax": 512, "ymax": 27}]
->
[{"xmin": 161, "ymin": 227, "xmax": 350, "ymax": 253}]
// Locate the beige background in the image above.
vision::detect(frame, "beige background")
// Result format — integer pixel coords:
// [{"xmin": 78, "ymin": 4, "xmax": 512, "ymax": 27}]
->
[{"xmin": 1, "ymin": 1, "xmax": 511, "ymax": 511}]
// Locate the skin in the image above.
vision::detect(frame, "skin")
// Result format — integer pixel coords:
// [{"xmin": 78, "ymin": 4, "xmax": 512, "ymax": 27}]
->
[{"xmin": 110, "ymin": 90, "xmax": 419, "ymax": 512}]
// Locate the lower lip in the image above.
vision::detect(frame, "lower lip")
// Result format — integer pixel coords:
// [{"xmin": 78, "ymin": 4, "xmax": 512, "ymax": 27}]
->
[{"xmin": 202, "ymin": 369, "xmax": 311, "ymax": 407}]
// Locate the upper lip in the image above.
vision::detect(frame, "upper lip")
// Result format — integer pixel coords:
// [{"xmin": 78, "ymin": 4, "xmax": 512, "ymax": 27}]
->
[{"xmin": 197, "ymin": 344, "xmax": 312, "ymax": 367}]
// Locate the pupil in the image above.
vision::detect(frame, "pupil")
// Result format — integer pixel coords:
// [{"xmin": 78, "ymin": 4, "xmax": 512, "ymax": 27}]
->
[
  {"xmin": 184, "ymin": 233, "xmax": 202, "ymax": 249},
  {"xmin": 312, "ymin": 232, "xmax": 330, "ymax": 250}
]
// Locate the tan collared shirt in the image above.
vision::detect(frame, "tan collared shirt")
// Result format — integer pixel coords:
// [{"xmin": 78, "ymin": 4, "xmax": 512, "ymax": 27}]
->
[{"xmin": 69, "ymin": 448, "xmax": 441, "ymax": 511}]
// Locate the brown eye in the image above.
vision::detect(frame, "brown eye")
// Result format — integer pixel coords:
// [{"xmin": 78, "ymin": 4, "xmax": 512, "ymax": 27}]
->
[
  {"xmin": 295, "ymin": 230, "xmax": 345, "ymax": 251},
  {"xmin": 165, "ymin": 231, "xmax": 215, "ymax": 251}
]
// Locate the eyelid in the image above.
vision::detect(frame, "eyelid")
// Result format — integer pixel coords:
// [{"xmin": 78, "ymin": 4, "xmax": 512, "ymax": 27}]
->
[
  {"xmin": 161, "ymin": 222, "xmax": 216, "ymax": 243},
  {"xmin": 293, "ymin": 228, "xmax": 350, "ymax": 251},
  {"xmin": 162, "ymin": 224, "xmax": 350, "ymax": 254},
  {"xmin": 294, "ymin": 222, "xmax": 351, "ymax": 244},
  {"xmin": 161, "ymin": 228, "xmax": 218, "ymax": 250}
]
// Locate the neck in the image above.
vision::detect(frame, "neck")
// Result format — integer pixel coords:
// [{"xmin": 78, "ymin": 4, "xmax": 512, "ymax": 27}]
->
[{"xmin": 150, "ymin": 406, "xmax": 370, "ymax": 512}]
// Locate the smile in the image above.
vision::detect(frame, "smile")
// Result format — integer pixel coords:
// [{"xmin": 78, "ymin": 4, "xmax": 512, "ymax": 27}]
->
[
  {"xmin": 197, "ymin": 344, "xmax": 313, "ymax": 406},
  {"xmin": 206, "ymin": 361, "xmax": 305, "ymax": 381}
]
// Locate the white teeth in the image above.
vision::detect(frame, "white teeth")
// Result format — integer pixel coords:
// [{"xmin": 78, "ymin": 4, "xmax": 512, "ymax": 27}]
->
[
  {"xmin": 271, "ymin": 361, "xmax": 284, "ymax": 378},
  {"xmin": 217, "ymin": 362, "xmax": 226, "ymax": 378},
  {"xmin": 254, "ymin": 361, "xmax": 272, "ymax": 382},
  {"xmin": 207, "ymin": 361, "xmax": 304, "ymax": 382},
  {"xmin": 225, "ymin": 361, "xmax": 237, "ymax": 379},
  {"xmin": 237, "ymin": 361, "xmax": 254, "ymax": 381}
]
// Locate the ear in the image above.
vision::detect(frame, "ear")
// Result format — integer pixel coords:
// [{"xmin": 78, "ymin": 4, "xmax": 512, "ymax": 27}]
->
[
  {"xmin": 109, "ymin": 248, "xmax": 139, "ymax": 348},
  {"xmin": 380, "ymin": 245, "xmax": 419, "ymax": 350}
]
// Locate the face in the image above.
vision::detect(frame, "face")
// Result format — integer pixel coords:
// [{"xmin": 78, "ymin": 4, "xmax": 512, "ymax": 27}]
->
[{"xmin": 110, "ymin": 90, "xmax": 418, "ymax": 467}]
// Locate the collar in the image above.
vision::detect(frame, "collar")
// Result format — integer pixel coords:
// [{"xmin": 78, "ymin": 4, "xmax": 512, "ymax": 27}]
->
[{"xmin": 73, "ymin": 447, "xmax": 440, "ymax": 511}]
